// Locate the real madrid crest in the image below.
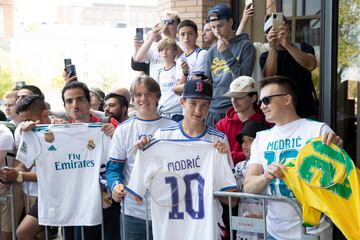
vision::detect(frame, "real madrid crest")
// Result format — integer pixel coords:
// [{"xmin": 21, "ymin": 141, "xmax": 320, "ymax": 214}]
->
[
  {"xmin": 44, "ymin": 131, "xmax": 55, "ymax": 143},
  {"xmin": 87, "ymin": 139, "xmax": 95, "ymax": 151}
]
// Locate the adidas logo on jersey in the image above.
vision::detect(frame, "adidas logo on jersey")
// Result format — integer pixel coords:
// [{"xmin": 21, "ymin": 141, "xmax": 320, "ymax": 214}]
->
[{"xmin": 48, "ymin": 145, "xmax": 57, "ymax": 151}]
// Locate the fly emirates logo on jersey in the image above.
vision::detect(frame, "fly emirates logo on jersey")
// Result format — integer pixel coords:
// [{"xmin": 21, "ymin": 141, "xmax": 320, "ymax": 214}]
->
[{"xmin": 54, "ymin": 153, "xmax": 95, "ymax": 171}]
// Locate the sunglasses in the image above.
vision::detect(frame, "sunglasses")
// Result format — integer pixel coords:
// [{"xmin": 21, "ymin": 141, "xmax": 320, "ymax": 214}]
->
[
  {"xmin": 162, "ymin": 19, "xmax": 175, "ymax": 25},
  {"xmin": 259, "ymin": 93, "xmax": 288, "ymax": 105}
]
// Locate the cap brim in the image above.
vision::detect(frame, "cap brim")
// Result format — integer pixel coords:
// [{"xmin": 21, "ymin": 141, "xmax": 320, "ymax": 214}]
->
[
  {"xmin": 223, "ymin": 91, "xmax": 249, "ymax": 98},
  {"xmin": 235, "ymin": 133, "xmax": 243, "ymax": 144},
  {"xmin": 183, "ymin": 95, "xmax": 213, "ymax": 100}
]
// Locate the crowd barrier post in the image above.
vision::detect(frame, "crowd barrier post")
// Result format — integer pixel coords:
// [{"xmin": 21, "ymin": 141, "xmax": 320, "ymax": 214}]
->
[{"xmin": 213, "ymin": 191, "xmax": 320, "ymax": 240}]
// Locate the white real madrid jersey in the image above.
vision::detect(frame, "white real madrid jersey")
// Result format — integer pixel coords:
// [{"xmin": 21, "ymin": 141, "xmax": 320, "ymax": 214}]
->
[
  {"xmin": 109, "ymin": 116, "xmax": 175, "ymax": 220},
  {"xmin": 153, "ymin": 122, "xmax": 234, "ymax": 168},
  {"xmin": 16, "ymin": 123, "xmax": 111, "ymax": 226},
  {"xmin": 248, "ymin": 118, "xmax": 333, "ymax": 240},
  {"xmin": 127, "ymin": 139, "xmax": 237, "ymax": 240}
]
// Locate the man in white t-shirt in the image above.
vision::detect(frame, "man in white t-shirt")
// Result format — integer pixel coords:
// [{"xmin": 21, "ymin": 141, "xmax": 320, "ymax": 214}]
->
[
  {"xmin": 243, "ymin": 76, "xmax": 342, "ymax": 240},
  {"xmin": 133, "ymin": 12, "xmax": 181, "ymax": 79}
]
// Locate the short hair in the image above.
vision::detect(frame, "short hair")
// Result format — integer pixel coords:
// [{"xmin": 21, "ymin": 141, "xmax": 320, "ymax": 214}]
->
[
  {"xmin": 61, "ymin": 81, "xmax": 90, "ymax": 104},
  {"xmin": 166, "ymin": 12, "xmax": 181, "ymax": 25},
  {"xmin": 19, "ymin": 85, "xmax": 44, "ymax": 99},
  {"xmin": 4, "ymin": 91, "xmax": 18, "ymax": 100},
  {"xmin": 260, "ymin": 76, "xmax": 298, "ymax": 106},
  {"xmin": 104, "ymin": 93, "xmax": 129, "ymax": 109},
  {"xmin": 0, "ymin": 110, "xmax": 6, "ymax": 121},
  {"xmin": 16, "ymin": 95, "xmax": 46, "ymax": 115},
  {"xmin": 158, "ymin": 38, "xmax": 178, "ymax": 52},
  {"xmin": 177, "ymin": 20, "xmax": 198, "ymax": 33},
  {"xmin": 130, "ymin": 75, "xmax": 161, "ymax": 101}
]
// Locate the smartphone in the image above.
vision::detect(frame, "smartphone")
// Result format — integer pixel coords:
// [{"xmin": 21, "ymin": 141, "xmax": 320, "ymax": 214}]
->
[
  {"xmin": 272, "ymin": 12, "xmax": 283, "ymax": 31},
  {"xmin": 135, "ymin": 28, "xmax": 144, "ymax": 42},
  {"xmin": 15, "ymin": 81, "xmax": 26, "ymax": 89},
  {"xmin": 193, "ymin": 72, "xmax": 208, "ymax": 80},
  {"xmin": 64, "ymin": 58, "xmax": 77, "ymax": 79},
  {"xmin": 245, "ymin": 0, "xmax": 253, "ymax": 7}
]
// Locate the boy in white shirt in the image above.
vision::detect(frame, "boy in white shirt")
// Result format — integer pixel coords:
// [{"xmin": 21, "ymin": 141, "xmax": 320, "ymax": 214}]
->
[
  {"xmin": 156, "ymin": 38, "xmax": 183, "ymax": 121},
  {"xmin": 173, "ymin": 20, "xmax": 207, "ymax": 95}
]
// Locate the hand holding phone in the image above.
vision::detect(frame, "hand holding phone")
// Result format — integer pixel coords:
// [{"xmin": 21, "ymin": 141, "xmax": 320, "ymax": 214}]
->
[{"xmin": 64, "ymin": 58, "xmax": 77, "ymax": 80}]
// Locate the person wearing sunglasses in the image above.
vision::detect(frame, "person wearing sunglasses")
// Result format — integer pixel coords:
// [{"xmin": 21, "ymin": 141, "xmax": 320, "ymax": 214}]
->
[
  {"xmin": 243, "ymin": 75, "xmax": 342, "ymax": 240},
  {"xmin": 133, "ymin": 12, "xmax": 181, "ymax": 80}
]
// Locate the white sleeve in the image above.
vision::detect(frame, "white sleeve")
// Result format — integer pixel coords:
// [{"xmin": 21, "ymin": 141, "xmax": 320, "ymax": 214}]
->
[
  {"xmin": 175, "ymin": 57, "xmax": 182, "ymax": 81},
  {"xmin": 213, "ymin": 150, "xmax": 237, "ymax": 192},
  {"xmin": 319, "ymin": 123, "xmax": 334, "ymax": 136},
  {"xmin": 193, "ymin": 49, "xmax": 208, "ymax": 73},
  {"xmin": 16, "ymin": 131, "xmax": 40, "ymax": 168},
  {"xmin": 109, "ymin": 126, "xmax": 127, "ymax": 162},
  {"xmin": 0, "ymin": 127, "xmax": 14, "ymax": 151},
  {"xmin": 248, "ymin": 132, "xmax": 264, "ymax": 167},
  {"xmin": 127, "ymin": 147, "xmax": 157, "ymax": 201}
]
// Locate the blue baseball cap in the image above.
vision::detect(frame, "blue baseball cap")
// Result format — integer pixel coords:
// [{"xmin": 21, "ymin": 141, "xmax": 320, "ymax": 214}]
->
[
  {"xmin": 183, "ymin": 80, "xmax": 213, "ymax": 100},
  {"xmin": 208, "ymin": 4, "xmax": 231, "ymax": 22}
]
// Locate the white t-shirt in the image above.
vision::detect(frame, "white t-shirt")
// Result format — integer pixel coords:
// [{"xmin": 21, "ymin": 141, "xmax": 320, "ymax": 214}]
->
[
  {"xmin": 143, "ymin": 42, "xmax": 164, "ymax": 80},
  {"xmin": 248, "ymin": 118, "xmax": 333, "ymax": 240},
  {"xmin": 0, "ymin": 124, "xmax": 14, "ymax": 167},
  {"xmin": 14, "ymin": 126, "xmax": 38, "ymax": 197},
  {"xmin": 109, "ymin": 116, "xmax": 175, "ymax": 220},
  {"xmin": 176, "ymin": 47, "xmax": 208, "ymax": 81},
  {"xmin": 153, "ymin": 122, "xmax": 234, "ymax": 168},
  {"xmin": 127, "ymin": 139, "xmax": 237, "ymax": 240},
  {"xmin": 16, "ymin": 123, "xmax": 111, "ymax": 226},
  {"xmin": 155, "ymin": 65, "xmax": 182, "ymax": 116}
]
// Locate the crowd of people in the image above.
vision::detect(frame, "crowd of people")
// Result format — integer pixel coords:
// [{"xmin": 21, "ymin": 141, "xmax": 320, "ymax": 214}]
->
[{"xmin": 0, "ymin": 2, "xmax": 348, "ymax": 240}]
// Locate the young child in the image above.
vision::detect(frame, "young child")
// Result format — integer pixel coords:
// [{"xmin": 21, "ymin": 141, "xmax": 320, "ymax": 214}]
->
[
  {"xmin": 173, "ymin": 20, "xmax": 208, "ymax": 95},
  {"xmin": 234, "ymin": 120, "xmax": 268, "ymax": 240},
  {"xmin": 156, "ymin": 38, "xmax": 183, "ymax": 121}
]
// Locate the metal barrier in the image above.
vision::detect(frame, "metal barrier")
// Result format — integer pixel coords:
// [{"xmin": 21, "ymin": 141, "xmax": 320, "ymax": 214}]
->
[{"xmin": 213, "ymin": 191, "xmax": 319, "ymax": 240}]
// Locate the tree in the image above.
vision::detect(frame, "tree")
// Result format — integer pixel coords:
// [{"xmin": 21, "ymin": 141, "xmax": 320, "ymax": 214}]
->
[{"xmin": 0, "ymin": 68, "xmax": 13, "ymax": 99}]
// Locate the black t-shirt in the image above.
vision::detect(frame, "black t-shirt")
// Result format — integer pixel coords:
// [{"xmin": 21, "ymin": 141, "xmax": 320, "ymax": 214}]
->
[{"xmin": 259, "ymin": 42, "xmax": 318, "ymax": 118}]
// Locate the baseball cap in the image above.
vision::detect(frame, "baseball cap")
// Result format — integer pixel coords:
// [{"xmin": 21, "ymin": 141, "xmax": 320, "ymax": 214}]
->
[
  {"xmin": 223, "ymin": 76, "xmax": 257, "ymax": 98},
  {"xmin": 236, "ymin": 121, "xmax": 268, "ymax": 144},
  {"xmin": 90, "ymin": 87, "xmax": 105, "ymax": 101},
  {"xmin": 183, "ymin": 80, "xmax": 213, "ymax": 100},
  {"xmin": 208, "ymin": 4, "xmax": 231, "ymax": 22}
]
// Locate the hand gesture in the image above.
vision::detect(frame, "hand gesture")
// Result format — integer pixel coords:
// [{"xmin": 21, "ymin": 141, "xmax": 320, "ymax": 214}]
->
[
  {"xmin": 213, "ymin": 140, "xmax": 230, "ymax": 154},
  {"xmin": 180, "ymin": 61, "xmax": 189, "ymax": 76},
  {"xmin": 135, "ymin": 136, "xmax": 151, "ymax": 150},
  {"xmin": 112, "ymin": 183, "xmax": 125, "ymax": 202},
  {"xmin": 217, "ymin": 36, "xmax": 229, "ymax": 53},
  {"xmin": 277, "ymin": 24, "xmax": 290, "ymax": 48},
  {"xmin": 19, "ymin": 120, "xmax": 39, "ymax": 133},
  {"xmin": 266, "ymin": 27, "xmax": 278, "ymax": 48},
  {"xmin": 101, "ymin": 123, "xmax": 115, "ymax": 137}
]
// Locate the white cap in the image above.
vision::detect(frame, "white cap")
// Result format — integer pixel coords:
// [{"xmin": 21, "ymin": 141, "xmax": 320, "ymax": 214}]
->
[{"xmin": 223, "ymin": 76, "xmax": 257, "ymax": 98}]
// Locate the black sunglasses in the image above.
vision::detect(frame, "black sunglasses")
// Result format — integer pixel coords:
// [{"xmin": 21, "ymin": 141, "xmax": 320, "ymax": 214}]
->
[
  {"xmin": 162, "ymin": 19, "xmax": 175, "ymax": 25},
  {"xmin": 259, "ymin": 94, "xmax": 288, "ymax": 105}
]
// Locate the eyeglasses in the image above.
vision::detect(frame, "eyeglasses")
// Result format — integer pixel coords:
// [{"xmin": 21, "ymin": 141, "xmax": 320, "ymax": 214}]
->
[
  {"xmin": 162, "ymin": 19, "xmax": 175, "ymax": 25},
  {"xmin": 259, "ymin": 94, "xmax": 288, "ymax": 105}
]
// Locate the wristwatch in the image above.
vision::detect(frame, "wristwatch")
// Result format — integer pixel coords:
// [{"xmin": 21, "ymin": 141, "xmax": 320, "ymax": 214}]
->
[{"xmin": 16, "ymin": 171, "xmax": 23, "ymax": 183}]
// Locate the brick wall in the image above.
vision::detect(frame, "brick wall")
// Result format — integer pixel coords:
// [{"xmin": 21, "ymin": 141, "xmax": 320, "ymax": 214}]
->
[{"xmin": 158, "ymin": 0, "xmax": 231, "ymax": 47}]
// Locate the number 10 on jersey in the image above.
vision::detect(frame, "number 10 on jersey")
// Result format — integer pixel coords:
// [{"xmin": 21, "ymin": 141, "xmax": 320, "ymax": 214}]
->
[{"xmin": 165, "ymin": 173, "xmax": 205, "ymax": 220}]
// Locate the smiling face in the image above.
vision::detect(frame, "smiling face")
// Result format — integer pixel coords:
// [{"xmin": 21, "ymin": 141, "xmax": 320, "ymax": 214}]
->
[
  {"xmin": 133, "ymin": 83, "xmax": 159, "ymax": 118},
  {"xmin": 260, "ymin": 84, "xmax": 289, "ymax": 124}
]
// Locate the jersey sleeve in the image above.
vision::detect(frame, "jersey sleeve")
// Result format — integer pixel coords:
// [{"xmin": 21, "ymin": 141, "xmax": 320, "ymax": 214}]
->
[
  {"xmin": 193, "ymin": 49, "xmax": 208, "ymax": 74},
  {"xmin": 0, "ymin": 127, "xmax": 14, "ymax": 151},
  {"xmin": 106, "ymin": 126, "xmax": 127, "ymax": 192},
  {"xmin": 16, "ymin": 131, "xmax": 40, "ymax": 168},
  {"xmin": 126, "ymin": 147, "xmax": 157, "ymax": 202},
  {"xmin": 248, "ymin": 132, "xmax": 264, "ymax": 167},
  {"xmin": 213, "ymin": 150, "xmax": 237, "ymax": 192}
]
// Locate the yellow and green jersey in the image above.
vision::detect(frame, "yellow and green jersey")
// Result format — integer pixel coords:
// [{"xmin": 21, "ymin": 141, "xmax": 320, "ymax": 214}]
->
[{"xmin": 283, "ymin": 137, "xmax": 360, "ymax": 240}]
